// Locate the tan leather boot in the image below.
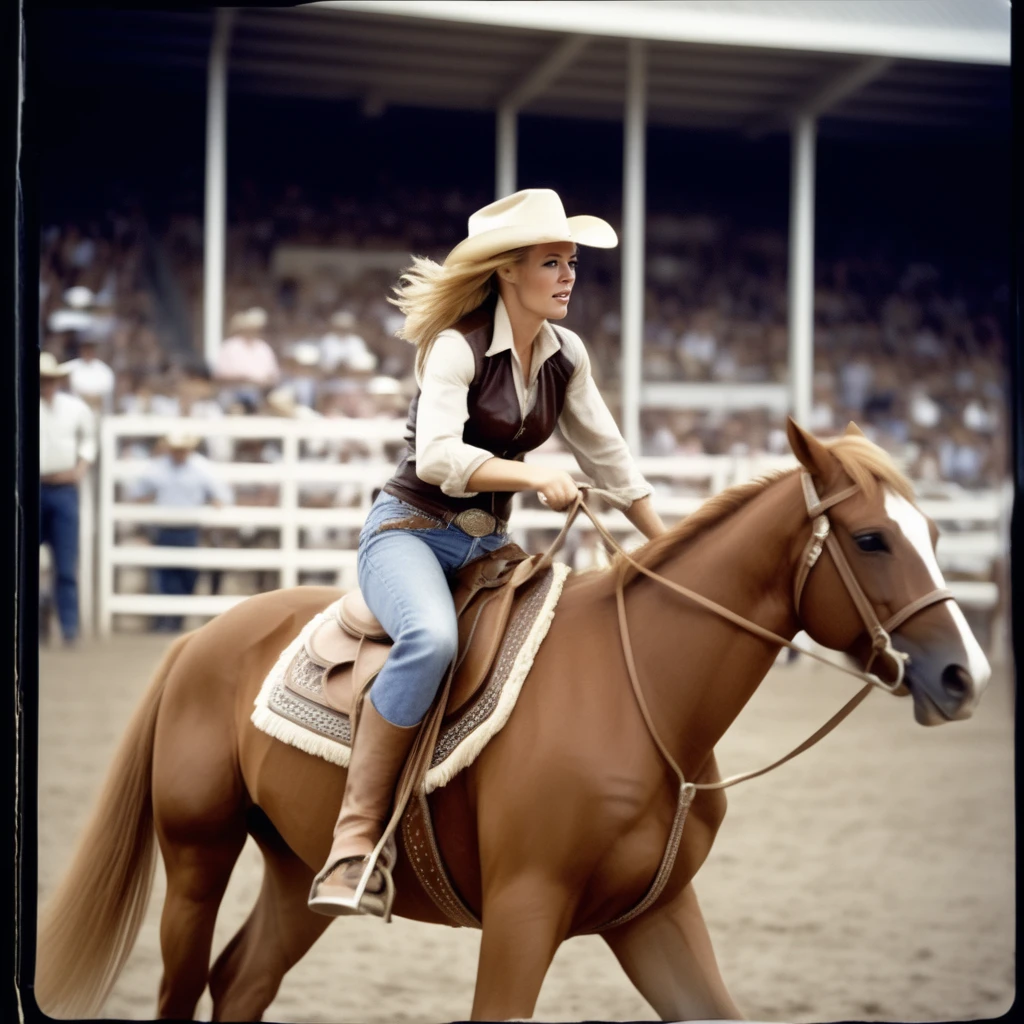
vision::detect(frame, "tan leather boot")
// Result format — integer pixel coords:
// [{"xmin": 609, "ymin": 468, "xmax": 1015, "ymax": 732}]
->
[{"xmin": 307, "ymin": 699, "xmax": 419, "ymax": 920}]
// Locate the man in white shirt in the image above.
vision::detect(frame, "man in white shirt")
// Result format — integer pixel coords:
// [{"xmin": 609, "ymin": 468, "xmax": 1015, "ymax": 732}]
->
[
  {"xmin": 212, "ymin": 308, "xmax": 280, "ymax": 397},
  {"xmin": 39, "ymin": 352, "xmax": 97, "ymax": 646},
  {"xmin": 319, "ymin": 310, "xmax": 378, "ymax": 376},
  {"xmin": 64, "ymin": 336, "xmax": 116, "ymax": 414},
  {"xmin": 134, "ymin": 433, "xmax": 232, "ymax": 632}
]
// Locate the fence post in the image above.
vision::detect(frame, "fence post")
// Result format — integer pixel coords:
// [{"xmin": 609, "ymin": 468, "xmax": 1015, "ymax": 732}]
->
[
  {"xmin": 78, "ymin": 464, "xmax": 96, "ymax": 637},
  {"xmin": 97, "ymin": 418, "xmax": 116, "ymax": 638},
  {"xmin": 280, "ymin": 427, "xmax": 299, "ymax": 589}
]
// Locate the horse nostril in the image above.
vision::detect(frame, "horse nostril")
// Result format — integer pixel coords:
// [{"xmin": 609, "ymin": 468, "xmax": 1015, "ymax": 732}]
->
[{"xmin": 941, "ymin": 664, "xmax": 972, "ymax": 701}]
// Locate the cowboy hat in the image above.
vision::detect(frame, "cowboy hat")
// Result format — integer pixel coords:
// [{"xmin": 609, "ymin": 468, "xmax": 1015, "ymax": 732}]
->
[
  {"xmin": 40, "ymin": 352, "xmax": 72, "ymax": 378},
  {"xmin": 228, "ymin": 307, "xmax": 269, "ymax": 334},
  {"xmin": 330, "ymin": 310, "xmax": 357, "ymax": 330},
  {"xmin": 64, "ymin": 286, "xmax": 95, "ymax": 309},
  {"xmin": 289, "ymin": 342, "xmax": 322, "ymax": 368},
  {"xmin": 266, "ymin": 386, "xmax": 298, "ymax": 415},
  {"xmin": 444, "ymin": 189, "xmax": 617, "ymax": 267},
  {"xmin": 165, "ymin": 432, "xmax": 200, "ymax": 450}
]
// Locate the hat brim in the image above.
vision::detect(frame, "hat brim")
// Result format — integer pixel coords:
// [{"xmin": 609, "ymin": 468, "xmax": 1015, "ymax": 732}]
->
[
  {"xmin": 165, "ymin": 437, "xmax": 200, "ymax": 449},
  {"xmin": 444, "ymin": 214, "xmax": 618, "ymax": 267},
  {"xmin": 40, "ymin": 364, "xmax": 72, "ymax": 378}
]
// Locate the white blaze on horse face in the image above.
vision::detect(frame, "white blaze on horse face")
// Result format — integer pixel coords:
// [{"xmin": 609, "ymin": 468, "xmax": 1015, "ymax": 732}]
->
[{"xmin": 884, "ymin": 490, "xmax": 991, "ymax": 687}]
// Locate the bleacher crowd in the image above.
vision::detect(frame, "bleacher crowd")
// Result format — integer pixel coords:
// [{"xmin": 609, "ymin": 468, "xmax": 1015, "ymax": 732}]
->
[{"xmin": 38, "ymin": 182, "xmax": 1010, "ymax": 634}]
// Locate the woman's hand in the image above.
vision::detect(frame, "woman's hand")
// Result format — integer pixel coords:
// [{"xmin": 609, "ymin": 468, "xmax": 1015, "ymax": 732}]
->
[{"xmin": 532, "ymin": 468, "xmax": 580, "ymax": 511}]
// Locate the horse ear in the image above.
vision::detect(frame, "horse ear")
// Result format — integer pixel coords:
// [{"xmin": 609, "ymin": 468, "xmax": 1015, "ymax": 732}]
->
[
  {"xmin": 786, "ymin": 417, "xmax": 834, "ymax": 479},
  {"xmin": 845, "ymin": 421, "xmax": 866, "ymax": 438}
]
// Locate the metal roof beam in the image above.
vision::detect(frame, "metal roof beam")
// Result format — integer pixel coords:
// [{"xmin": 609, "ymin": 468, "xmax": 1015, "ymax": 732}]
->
[
  {"xmin": 501, "ymin": 33, "xmax": 591, "ymax": 111},
  {"xmin": 796, "ymin": 56, "xmax": 894, "ymax": 118},
  {"xmin": 743, "ymin": 56, "xmax": 891, "ymax": 139}
]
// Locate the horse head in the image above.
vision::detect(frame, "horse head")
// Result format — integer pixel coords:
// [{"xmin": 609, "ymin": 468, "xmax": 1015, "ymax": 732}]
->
[{"xmin": 787, "ymin": 418, "xmax": 991, "ymax": 725}]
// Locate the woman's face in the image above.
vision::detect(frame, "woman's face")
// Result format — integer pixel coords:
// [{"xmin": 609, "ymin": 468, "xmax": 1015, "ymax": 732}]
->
[{"xmin": 498, "ymin": 242, "xmax": 578, "ymax": 322}]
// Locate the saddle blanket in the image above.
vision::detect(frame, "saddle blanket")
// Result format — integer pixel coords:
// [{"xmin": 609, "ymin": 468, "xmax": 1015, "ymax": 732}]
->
[{"xmin": 251, "ymin": 562, "xmax": 570, "ymax": 793}]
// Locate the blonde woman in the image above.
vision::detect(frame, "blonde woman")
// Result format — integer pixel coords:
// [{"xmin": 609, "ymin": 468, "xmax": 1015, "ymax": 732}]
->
[{"xmin": 308, "ymin": 189, "xmax": 666, "ymax": 919}]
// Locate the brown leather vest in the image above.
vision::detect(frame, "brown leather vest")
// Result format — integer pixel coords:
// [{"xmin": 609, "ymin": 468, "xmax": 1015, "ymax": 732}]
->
[{"xmin": 383, "ymin": 296, "xmax": 575, "ymax": 524}]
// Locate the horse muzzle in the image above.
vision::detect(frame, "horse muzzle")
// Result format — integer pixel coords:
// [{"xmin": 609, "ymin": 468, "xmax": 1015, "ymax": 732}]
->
[{"xmin": 893, "ymin": 636, "xmax": 987, "ymax": 726}]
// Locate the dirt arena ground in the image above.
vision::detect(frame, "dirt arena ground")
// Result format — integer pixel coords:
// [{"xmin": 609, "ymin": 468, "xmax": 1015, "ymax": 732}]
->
[{"xmin": 34, "ymin": 631, "xmax": 1014, "ymax": 1023}]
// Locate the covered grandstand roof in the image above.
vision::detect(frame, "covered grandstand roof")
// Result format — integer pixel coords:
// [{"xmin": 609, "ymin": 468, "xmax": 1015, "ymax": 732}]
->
[{"xmin": 37, "ymin": 2, "xmax": 1010, "ymax": 139}]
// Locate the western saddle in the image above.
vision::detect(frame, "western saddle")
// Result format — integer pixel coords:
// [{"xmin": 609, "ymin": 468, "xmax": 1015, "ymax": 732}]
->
[{"xmin": 298, "ymin": 542, "xmax": 544, "ymax": 724}]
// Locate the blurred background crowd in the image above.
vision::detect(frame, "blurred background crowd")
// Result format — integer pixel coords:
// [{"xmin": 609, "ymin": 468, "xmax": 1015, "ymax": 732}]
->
[
  {"xmin": 40, "ymin": 178, "xmax": 1009, "ymax": 486},
  {"xmin": 36, "ymin": 71, "xmax": 1010, "ymax": 639}
]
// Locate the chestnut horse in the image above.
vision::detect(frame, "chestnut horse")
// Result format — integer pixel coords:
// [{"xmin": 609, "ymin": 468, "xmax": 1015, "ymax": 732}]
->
[{"xmin": 36, "ymin": 423, "xmax": 990, "ymax": 1021}]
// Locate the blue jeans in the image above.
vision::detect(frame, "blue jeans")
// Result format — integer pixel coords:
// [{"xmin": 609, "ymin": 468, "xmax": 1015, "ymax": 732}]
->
[
  {"xmin": 358, "ymin": 493, "xmax": 511, "ymax": 727},
  {"xmin": 40, "ymin": 483, "xmax": 79, "ymax": 641},
  {"xmin": 152, "ymin": 527, "xmax": 200, "ymax": 632}
]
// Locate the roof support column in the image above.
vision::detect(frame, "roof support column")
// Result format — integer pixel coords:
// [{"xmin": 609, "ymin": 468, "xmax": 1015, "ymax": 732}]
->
[
  {"xmin": 621, "ymin": 38, "xmax": 646, "ymax": 454},
  {"xmin": 203, "ymin": 8, "xmax": 236, "ymax": 369},
  {"xmin": 496, "ymin": 104, "xmax": 517, "ymax": 200},
  {"xmin": 787, "ymin": 112, "xmax": 816, "ymax": 429},
  {"xmin": 494, "ymin": 34, "xmax": 590, "ymax": 201}
]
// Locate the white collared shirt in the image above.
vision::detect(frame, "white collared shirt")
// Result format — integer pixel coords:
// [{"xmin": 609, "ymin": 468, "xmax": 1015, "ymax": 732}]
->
[
  {"xmin": 40, "ymin": 390, "xmax": 97, "ymax": 474},
  {"xmin": 64, "ymin": 356, "xmax": 116, "ymax": 412},
  {"xmin": 413, "ymin": 295, "xmax": 652, "ymax": 507},
  {"xmin": 134, "ymin": 453, "xmax": 233, "ymax": 507}
]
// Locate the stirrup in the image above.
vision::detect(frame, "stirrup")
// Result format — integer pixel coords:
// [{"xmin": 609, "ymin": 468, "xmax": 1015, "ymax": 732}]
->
[{"xmin": 307, "ymin": 834, "xmax": 397, "ymax": 921}]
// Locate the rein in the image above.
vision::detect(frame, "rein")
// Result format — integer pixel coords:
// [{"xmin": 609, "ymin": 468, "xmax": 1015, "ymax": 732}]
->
[{"xmin": 553, "ymin": 477, "xmax": 953, "ymax": 795}]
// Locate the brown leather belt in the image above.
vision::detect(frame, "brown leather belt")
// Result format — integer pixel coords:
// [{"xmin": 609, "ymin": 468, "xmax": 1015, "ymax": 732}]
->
[{"xmin": 382, "ymin": 487, "xmax": 508, "ymax": 538}]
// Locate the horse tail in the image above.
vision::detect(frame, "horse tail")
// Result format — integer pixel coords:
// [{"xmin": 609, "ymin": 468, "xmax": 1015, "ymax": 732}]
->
[{"xmin": 34, "ymin": 631, "xmax": 192, "ymax": 1018}]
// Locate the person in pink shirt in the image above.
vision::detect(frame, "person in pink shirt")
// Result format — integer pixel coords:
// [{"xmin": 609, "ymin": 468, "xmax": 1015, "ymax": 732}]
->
[{"xmin": 212, "ymin": 307, "xmax": 280, "ymax": 389}]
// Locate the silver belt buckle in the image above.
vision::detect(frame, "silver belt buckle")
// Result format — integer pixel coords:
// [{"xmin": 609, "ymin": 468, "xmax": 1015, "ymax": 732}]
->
[{"xmin": 453, "ymin": 508, "xmax": 496, "ymax": 537}]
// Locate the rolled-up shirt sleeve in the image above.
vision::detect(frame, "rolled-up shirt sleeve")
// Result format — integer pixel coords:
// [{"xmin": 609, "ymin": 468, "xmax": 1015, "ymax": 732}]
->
[
  {"xmin": 76, "ymin": 403, "xmax": 98, "ymax": 464},
  {"xmin": 415, "ymin": 331, "xmax": 495, "ymax": 498},
  {"xmin": 557, "ymin": 330, "xmax": 653, "ymax": 508}
]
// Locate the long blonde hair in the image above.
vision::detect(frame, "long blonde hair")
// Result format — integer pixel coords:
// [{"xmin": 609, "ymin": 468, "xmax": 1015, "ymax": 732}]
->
[{"xmin": 388, "ymin": 249, "xmax": 528, "ymax": 378}]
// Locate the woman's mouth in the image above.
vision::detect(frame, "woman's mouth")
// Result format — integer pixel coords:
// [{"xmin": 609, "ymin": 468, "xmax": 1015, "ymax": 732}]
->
[{"xmin": 553, "ymin": 291, "xmax": 571, "ymax": 304}]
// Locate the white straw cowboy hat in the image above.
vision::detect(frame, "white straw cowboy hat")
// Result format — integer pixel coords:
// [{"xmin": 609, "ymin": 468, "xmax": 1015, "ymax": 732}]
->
[
  {"xmin": 330, "ymin": 310, "xmax": 357, "ymax": 330},
  {"xmin": 228, "ymin": 307, "xmax": 268, "ymax": 333},
  {"xmin": 444, "ymin": 188, "xmax": 618, "ymax": 267},
  {"xmin": 165, "ymin": 432, "xmax": 200, "ymax": 450},
  {"xmin": 40, "ymin": 352, "xmax": 72, "ymax": 378}
]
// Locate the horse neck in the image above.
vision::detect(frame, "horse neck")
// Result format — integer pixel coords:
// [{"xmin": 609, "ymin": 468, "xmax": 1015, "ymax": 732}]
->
[{"xmin": 625, "ymin": 472, "xmax": 808, "ymax": 780}]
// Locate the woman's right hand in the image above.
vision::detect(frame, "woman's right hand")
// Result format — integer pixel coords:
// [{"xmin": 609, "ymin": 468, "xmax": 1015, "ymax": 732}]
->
[{"xmin": 532, "ymin": 468, "xmax": 580, "ymax": 511}]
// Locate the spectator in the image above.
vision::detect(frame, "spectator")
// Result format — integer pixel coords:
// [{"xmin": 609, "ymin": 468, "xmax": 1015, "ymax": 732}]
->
[
  {"xmin": 319, "ymin": 310, "xmax": 378, "ymax": 375},
  {"xmin": 213, "ymin": 307, "xmax": 280, "ymax": 395},
  {"xmin": 64, "ymin": 335, "xmax": 116, "ymax": 414},
  {"xmin": 279, "ymin": 342, "xmax": 322, "ymax": 410},
  {"xmin": 134, "ymin": 432, "xmax": 232, "ymax": 632},
  {"xmin": 39, "ymin": 352, "xmax": 97, "ymax": 647}
]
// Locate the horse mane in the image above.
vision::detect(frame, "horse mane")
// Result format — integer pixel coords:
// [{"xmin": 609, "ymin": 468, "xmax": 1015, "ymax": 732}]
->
[{"xmin": 584, "ymin": 434, "xmax": 915, "ymax": 595}]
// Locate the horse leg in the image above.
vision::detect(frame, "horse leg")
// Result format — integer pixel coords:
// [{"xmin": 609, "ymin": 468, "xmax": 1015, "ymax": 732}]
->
[
  {"xmin": 209, "ymin": 832, "xmax": 333, "ymax": 1022},
  {"xmin": 470, "ymin": 876, "xmax": 575, "ymax": 1021},
  {"xmin": 156, "ymin": 826, "xmax": 247, "ymax": 1018},
  {"xmin": 602, "ymin": 882, "xmax": 743, "ymax": 1022}
]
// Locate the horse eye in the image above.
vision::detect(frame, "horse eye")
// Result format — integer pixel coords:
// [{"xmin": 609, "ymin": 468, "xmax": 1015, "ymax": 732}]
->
[{"xmin": 855, "ymin": 533, "xmax": 889, "ymax": 554}]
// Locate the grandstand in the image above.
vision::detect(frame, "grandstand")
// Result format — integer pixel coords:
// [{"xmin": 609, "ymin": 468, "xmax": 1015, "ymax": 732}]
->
[{"xmin": 31, "ymin": 2, "xmax": 1011, "ymax": 638}]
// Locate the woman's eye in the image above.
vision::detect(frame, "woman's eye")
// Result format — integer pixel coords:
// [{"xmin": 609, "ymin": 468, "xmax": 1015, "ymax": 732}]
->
[{"xmin": 855, "ymin": 533, "xmax": 889, "ymax": 554}]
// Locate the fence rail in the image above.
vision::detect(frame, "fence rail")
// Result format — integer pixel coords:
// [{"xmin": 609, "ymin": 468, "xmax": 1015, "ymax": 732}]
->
[{"xmin": 89, "ymin": 415, "xmax": 1008, "ymax": 637}]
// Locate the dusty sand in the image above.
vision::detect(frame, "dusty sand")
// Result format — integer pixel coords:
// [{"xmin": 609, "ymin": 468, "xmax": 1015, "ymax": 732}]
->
[{"xmin": 34, "ymin": 634, "xmax": 1014, "ymax": 1023}]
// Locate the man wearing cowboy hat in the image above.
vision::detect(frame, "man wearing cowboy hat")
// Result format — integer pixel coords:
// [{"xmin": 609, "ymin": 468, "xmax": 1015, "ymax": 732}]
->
[
  {"xmin": 212, "ymin": 307, "xmax": 280, "ymax": 391},
  {"xmin": 63, "ymin": 334, "xmax": 116, "ymax": 415},
  {"xmin": 134, "ymin": 432, "xmax": 232, "ymax": 632},
  {"xmin": 40, "ymin": 352, "xmax": 97, "ymax": 646}
]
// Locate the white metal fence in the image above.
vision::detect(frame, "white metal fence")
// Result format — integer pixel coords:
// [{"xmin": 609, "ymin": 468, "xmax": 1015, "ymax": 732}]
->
[{"xmin": 79, "ymin": 415, "xmax": 1007, "ymax": 638}]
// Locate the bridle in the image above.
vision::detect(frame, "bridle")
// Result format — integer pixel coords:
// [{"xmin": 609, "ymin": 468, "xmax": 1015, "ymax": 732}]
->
[
  {"xmin": 791, "ymin": 473, "xmax": 954, "ymax": 694},
  {"xmin": 551, "ymin": 474, "xmax": 955, "ymax": 795},
  {"xmin": 518, "ymin": 475, "xmax": 959, "ymax": 931}
]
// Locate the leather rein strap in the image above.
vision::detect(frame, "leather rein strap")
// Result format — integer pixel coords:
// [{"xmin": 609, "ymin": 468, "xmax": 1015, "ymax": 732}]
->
[{"xmin": 562, "ymin": 477, "xmax": 953, "ymax": 795}]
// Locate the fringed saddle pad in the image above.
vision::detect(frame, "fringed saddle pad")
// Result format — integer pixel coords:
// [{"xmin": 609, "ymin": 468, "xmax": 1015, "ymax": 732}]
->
[{"xmin": 251, "ymin": 562, "xmax": 570, "ymax": 794}]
